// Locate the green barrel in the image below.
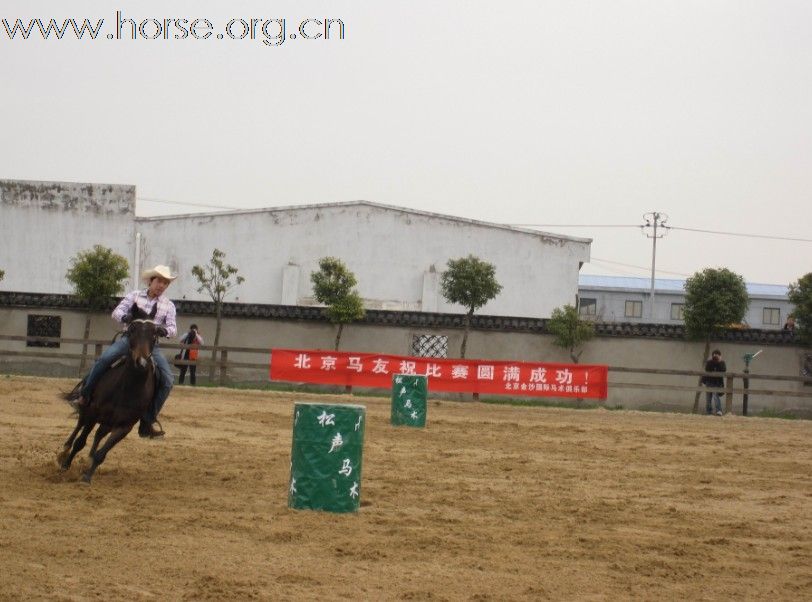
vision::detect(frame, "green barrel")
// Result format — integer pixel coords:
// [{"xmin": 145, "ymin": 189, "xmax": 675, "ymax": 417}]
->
[
  {"xmin": 391, "ymin": 374, "xmax": 428, "ymax": 427},
  {"xmin": 288, "ymin": 403, "xmax": 366, "ymax": 513}
]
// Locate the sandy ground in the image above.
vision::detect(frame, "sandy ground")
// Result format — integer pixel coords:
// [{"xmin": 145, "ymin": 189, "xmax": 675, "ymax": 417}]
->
[{"xmin": 0, "ymin": 375, "xmax": 810, "ymax": 601}]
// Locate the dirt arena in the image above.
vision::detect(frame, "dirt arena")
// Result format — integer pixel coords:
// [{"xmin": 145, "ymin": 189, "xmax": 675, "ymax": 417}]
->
[{"xmin": 1, "ymin": 375, "xmax": 810, "ymax": 601}]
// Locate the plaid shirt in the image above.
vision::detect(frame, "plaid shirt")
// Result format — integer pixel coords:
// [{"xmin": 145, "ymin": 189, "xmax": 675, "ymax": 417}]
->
[{"xmin": 112, "ymin": 289, "xmax": 177, "ymax": 338}]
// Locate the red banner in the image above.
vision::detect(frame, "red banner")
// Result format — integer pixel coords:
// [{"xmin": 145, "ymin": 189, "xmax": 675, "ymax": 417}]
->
[{"xmin": 270, "ymin": 349, "xmax": 608, "ymax": 399}]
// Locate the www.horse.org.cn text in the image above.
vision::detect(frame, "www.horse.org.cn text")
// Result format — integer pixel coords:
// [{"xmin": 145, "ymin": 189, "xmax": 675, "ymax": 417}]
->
[{"xmin": 2, "ymin": 11, "xmax": 347, "ymax": 47}]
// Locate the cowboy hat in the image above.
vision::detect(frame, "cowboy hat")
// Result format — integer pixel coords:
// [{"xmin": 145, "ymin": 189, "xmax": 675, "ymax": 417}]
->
[{"xmin": 141, "ymin": 264, "xmax": 177, "ymax": 283}]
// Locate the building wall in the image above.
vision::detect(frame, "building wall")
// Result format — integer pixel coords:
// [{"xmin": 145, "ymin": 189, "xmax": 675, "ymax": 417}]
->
[
  {"xmin": 579, "ymin": 288, "xmax": 794, "ymax": 329},
  {"xmin": 0, "ymin": 180, "xmax": 137, "ymax": 294},
  {"xmin": 0, "ymin": 180, "xmax": 589, "ymax": 320},
  {"xmin": 137, "ymin": 203, "xmax": 590, "ymax": 319}
]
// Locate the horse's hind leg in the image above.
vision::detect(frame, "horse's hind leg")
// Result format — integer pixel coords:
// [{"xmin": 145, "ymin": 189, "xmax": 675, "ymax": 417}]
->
[
  {"xmin": 82, "ymin": 426, "xmax": 131, "ymax": 484},
  {"xmin": 62, "ymin": 423, "xmax": 94, "ymax": 471},
  {"xmin": 89, "ymin": 425, "xmax": 112, "ymax": 458}
]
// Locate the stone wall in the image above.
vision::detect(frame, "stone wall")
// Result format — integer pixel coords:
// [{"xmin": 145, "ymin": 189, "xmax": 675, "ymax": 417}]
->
[{"xmin": 1, "ymin": 293, "xmax": 808, "ymax": 414}]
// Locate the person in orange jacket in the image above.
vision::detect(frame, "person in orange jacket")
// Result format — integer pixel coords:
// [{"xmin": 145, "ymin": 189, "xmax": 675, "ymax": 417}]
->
[{"xmin": 178, "ymin": 324, "xmax": 203, "ymax": 386}]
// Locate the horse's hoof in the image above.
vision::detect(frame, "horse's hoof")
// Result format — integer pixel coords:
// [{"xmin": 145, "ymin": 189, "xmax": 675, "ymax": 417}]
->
[
  {"xmin": 56, "ymin": 450, "xmax": 69, "ymax": 466},
  {"xmin": 80, "ymin": 474, "xmax": 92, "ymax": 485}
]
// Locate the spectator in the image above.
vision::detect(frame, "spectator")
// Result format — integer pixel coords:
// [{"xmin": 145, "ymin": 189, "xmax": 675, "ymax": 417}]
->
[
  {"xmin": 783, "ymin": 315, "xmax": 796, "ymax": 332},
  {"xmin": 702, "ymin": 349, "xmax": 726, "ymax": 416},
  {"xmin": 179, "ymin": 324, "xmax": 203, "ymax": 386}
]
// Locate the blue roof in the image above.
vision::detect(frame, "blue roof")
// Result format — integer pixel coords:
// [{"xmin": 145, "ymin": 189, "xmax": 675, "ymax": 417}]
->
[{"xmin": 579, "ymin": 275, "xmax": 789, "ymax": 297}]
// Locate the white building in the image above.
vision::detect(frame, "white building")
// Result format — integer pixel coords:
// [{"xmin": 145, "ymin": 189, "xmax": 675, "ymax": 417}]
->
[
  {"xmin": 1, "ymin": 180, "xmax": 592, "ymax": 319},
  {"xmin": 139, "ymin": 201, "xmax": 591, "ymax": 318},
  {"xmin": 0, "ymin": 180, "xmax": 138, "ymax": 293},
  {"xmin": 578, "ymin": 275, "xmax": 793, "ymax": 329}
]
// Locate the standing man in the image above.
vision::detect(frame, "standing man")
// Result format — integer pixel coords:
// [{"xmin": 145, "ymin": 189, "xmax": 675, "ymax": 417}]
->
[
  {"xmin": 74, "ymin": 264, "xmax": 177, "ymax": 438},
  {"xmin": 178, "ymin": 324, "xmax": 203, "ymax": 386},
  {"xmin": 702, "ymin": 349, "xmax": 726, "ymax": 416}
]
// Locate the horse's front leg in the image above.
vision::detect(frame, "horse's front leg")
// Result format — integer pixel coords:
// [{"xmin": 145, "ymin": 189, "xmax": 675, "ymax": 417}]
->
[
  {"xmin": 57, "ymin": 421, "xmax": 84, "ymax": 468},
  {"xmin": 62, "ymin": 423, "xmax": 94, "ymax": 471},
  {"xmin": 82, "ymin": 425, "xmax": 133, "ymax": 484}
]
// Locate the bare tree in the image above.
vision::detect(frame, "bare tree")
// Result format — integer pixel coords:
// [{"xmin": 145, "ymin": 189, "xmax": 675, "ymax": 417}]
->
[{"xmin": 192, "ymin": 249, "xmax": 244, "ymax": 381}]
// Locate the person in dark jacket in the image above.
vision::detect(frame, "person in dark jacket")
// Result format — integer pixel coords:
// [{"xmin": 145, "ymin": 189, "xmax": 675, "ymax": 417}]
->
[
  {"xmin": 702, "ymin": 349, "xmax": 726, "ymax": 416},
  {"xmin": 178, "ymin": 324, "xmax": 203, "ymax": 386}
]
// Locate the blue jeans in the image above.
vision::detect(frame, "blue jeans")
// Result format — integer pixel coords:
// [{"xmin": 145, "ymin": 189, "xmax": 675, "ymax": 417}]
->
[
  {"xmin": 81, "ymin": 335, "xmax": 173, "ymax": 423},
  {"xmin": 706, "ymin": 391, "xmax": 723, "ymax": 414}
]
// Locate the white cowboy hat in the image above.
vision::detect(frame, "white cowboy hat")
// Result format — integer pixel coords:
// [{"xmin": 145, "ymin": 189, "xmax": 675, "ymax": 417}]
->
[{"xmin": 141, "ymin": 264, "xmax": 177, "ymax": 283}]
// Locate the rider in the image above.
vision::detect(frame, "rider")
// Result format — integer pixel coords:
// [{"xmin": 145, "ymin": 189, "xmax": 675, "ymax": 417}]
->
[{"xmin": 75, "ymin": 264, "xmax": 177, "ymax": 439}]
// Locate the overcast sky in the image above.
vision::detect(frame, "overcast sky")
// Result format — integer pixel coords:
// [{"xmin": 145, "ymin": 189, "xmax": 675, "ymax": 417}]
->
[{"xmin": 2, "ymin": 1, "xmax": 810, "ymax": 286}]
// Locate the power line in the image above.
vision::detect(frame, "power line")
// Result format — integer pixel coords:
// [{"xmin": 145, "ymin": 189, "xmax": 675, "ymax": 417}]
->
[
  {"xmin": 666, "ymin": 226, "xmax": 812, "ymax": 243},
  {"xmin": 590, "ymin": 256, "xmax": 691, "ymax": 277},
  {"xmin": 513, "ymin": 221, "xmax": 811, "ymax": 242},
  {"xmin": 582, "ymin": 262, "xmax": 642, "ymax": 278}
]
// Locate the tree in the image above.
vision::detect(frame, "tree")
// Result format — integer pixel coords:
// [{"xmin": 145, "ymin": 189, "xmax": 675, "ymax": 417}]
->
[
  {"xmin": 548, "ymin": 304, "xmax": 594, "ymax": 363},
  {"xmin": 788, "ymin": 272, "xmax": 812, "ymax": 346},
  {"xmin": 0, "ymin": 269, "xmax": 4, "ymax": 281},
  {"xmin": 683, "ymin": 268, "xmax": 749, "ymax": 413},
  {"xmin": 65, "ymin": 245, "xmax": 130, "ymax": 371},
  {"xmin": 192, "ymin": 249, "xmax": 245, "ymax": 380},
  {"xmin": 440, "ymin": 255, "xmax": 503, "ymax": 358},
  {"xmin": 310, "ymin": 257, "xmax": 365, "ymax": 351}
]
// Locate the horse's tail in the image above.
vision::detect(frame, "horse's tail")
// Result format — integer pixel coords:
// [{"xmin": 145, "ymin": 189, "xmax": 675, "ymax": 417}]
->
[{"xmin": 62, "ymin": 380, "xmax": 86, "ymax": 413}]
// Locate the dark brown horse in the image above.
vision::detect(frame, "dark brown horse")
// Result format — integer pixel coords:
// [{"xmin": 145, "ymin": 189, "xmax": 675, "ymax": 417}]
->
[{"xmin": 59, "ymin": 304, "xmax": 160, "ymax": 484}]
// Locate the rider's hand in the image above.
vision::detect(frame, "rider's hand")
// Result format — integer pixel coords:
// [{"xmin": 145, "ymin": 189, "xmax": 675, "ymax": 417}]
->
[
  {"xmin": 156, "ymin": 326, "xmax": 168, "ymax": 338},
  {"xmin": 121, "ymin": 314, "xmax": 133, "ymax": 324}
]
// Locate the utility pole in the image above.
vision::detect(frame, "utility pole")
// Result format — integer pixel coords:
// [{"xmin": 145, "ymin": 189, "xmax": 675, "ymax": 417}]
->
[{"xmin": 642, "ymin": 212, "xmax": 668, "ymax": 320}]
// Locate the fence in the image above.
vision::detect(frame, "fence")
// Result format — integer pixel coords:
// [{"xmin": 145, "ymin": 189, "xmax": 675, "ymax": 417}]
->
[
  {"xmin": 0, "ymin": 334, "xmax": 263, "ymax": 386},
  {"xmin": 1, "ymin": 334, "xmax": 810, "ymax": 414}
]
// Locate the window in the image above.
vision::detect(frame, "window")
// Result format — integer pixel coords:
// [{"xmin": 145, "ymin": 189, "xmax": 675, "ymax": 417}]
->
[
  {"xmin": 579, "ymin": 298, "xmax": 597, "ymax": 316},
  {"xmin": 27, "ymin": 314, "xmax": 61, "ymax": 348},
  {"xmin": 763, "ymin": 308, "xmax": 780, "ymax": 326},
  {"xmin": 670, "ymin": 303, "xmax": 685, "ymax": 320},
  {"xmin": 411, "ymin": 334, "xmax": 448, "ymax": 358},
  {"xmin": 624, "ymin": 300, "xmax": 642, "ymax": 319}
]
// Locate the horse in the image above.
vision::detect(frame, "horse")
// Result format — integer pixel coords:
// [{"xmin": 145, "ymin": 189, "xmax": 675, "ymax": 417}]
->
[{"xmin": 59, "ymin": 303, "xmax": 161, "ymax": 484}]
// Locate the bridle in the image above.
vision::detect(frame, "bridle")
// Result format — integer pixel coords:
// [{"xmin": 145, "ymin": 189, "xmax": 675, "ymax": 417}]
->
[{"xmin": 127, "ymin": 319, "xmax": 161, "ymax": 363}]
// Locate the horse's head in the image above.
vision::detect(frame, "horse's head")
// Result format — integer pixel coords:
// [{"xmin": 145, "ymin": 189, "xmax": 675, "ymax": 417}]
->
[{"xmin": 126, "ymin": 303, "xmax": 159, "ymax": 369}]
